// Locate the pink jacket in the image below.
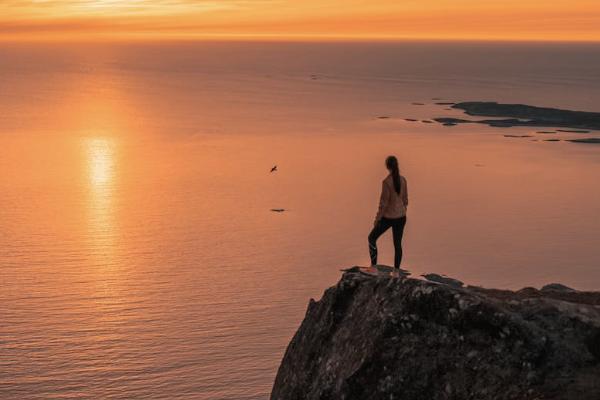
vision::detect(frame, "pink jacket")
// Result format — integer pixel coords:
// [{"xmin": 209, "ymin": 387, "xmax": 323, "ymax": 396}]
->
[{"xmin": 375, "ymin": 174, "xmax": 408, "ymax": 222}]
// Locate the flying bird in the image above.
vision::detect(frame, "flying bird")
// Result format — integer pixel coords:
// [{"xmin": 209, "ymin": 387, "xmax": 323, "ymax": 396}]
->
[{"xmin": 270, "ymin": 165, "xmax": 278, "ymax": 173}]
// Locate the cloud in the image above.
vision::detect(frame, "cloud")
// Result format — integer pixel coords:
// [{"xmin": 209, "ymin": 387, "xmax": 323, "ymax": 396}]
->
[
  {"xmin": 2, "ymin": 0, "xmax": 269, "ymax": 19},
  {"xmin": 1, "ymin": 0, "xmax": 599, "ymax": 41}
]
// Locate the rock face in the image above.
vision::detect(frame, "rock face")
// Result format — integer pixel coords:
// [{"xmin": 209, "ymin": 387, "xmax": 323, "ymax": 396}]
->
[{"xmin": 271, "ymin": 271, "xmax": 600, "ymax": 400}]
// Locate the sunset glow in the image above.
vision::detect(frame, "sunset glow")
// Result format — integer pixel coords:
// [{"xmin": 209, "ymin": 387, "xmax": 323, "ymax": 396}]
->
[
  {"xmin": 2, "ymin": 0, "xmax": 600, "ymax": 41},
  {"xmin": 87, "ymin": 137, "xmax": 115, "ymax": 188}
]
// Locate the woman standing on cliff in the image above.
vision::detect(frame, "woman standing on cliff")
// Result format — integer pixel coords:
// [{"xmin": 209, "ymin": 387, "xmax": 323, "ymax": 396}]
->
[{"xmin": 368, "ymin": 155, "xmax": 408, "ymax": 272}]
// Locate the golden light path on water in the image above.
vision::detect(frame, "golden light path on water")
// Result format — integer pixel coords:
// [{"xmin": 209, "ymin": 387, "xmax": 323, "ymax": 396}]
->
[
  {"xmin": 88, "ymin": 137, "xmax": 115, "ymax": 187},
  {"xmin": 84, "ymin": 136, "xmax": 118, "ymax": 265}
]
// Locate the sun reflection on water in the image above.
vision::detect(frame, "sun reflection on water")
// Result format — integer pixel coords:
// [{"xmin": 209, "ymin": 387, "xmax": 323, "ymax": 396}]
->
[
  {"xmin": 88, "ymin": 138, "xmax": 115, "ymax": 188},
  {"xmin": 84, "ymin": 137, "xmax": 118, "ymax": 263}
]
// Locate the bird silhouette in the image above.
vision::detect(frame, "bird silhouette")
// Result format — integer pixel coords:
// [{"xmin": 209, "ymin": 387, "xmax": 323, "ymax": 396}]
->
[{"xmin": 270, "ymin": 165, "xmax": 278, "ymax": 173}]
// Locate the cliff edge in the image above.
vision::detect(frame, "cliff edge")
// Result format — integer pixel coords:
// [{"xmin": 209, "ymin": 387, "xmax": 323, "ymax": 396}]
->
[{"xmin": 271, "ymin": 270, "xmax": 600, "ymax": 400}]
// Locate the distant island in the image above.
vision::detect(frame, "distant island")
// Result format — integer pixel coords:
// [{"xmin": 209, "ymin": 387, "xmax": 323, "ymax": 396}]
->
[
  {"xmin": 271, "ymin": 270, "xmax": 600, "ymax": 400},
  {"xmin": 434, "ymin": 102, "xmax": 600, "ymax": 143}
]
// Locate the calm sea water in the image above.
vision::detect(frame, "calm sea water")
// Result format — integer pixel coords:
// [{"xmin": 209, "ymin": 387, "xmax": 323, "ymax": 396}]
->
[{"xmin": 1, "ymin": 41, "xmax": 600, "ymax": 399}]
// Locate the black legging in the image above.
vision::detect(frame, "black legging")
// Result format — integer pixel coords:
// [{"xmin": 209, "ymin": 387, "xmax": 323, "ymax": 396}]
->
[{"xmin": 368, "ymin": 216, "xmax": 407, "ymax": 269}]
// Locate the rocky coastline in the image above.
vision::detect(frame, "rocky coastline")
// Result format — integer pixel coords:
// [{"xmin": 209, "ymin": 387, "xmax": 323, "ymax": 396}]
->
[{"xmin": 271, "ymin": 270, "xmax": 600, "ymax": 400}]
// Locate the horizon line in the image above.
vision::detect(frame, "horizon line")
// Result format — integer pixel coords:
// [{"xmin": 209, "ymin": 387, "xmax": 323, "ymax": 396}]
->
[{"xmin": 2, "ymin": 33, "xmax": 600, "ymax": 44}]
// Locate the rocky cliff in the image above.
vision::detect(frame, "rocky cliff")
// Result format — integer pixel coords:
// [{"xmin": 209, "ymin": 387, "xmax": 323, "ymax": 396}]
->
[{"xmin": 271, "ymin": 270, "xmax": 600, "ymax": 400}]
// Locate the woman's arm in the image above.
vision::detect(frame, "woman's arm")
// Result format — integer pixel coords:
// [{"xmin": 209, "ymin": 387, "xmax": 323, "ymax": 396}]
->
[
  {"xmin": 402, "ymin": 177, "xmax": 409, "ymax": 207},
  {"xmin": 375, "ymin": 181, "xmax": 389, "ymax": 224}
]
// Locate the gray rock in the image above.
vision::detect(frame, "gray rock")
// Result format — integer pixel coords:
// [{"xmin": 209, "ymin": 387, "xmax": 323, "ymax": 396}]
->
[
  {"xmin": 541, "ymin": 283, "xmax": 576, "ymax": 293},
  {"xmin": 271, "ymin": 272, "xmax": 600, "ymax": 400},
  {"xmin": 340, "ymin": 266, "xmax": 363, "ymax": 273},
  {"xmin": 422, "ymin": 273, "xmax": 464, "ymax": 288},
  {"xmin": 375, "ymin": 265, "xmax": 411, "ymax": 277}
]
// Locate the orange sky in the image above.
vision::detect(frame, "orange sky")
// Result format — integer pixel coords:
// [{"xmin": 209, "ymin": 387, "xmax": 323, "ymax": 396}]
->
[{"xmin": 1, "ymin": 0, "xmax": 600, "ymax": 41}]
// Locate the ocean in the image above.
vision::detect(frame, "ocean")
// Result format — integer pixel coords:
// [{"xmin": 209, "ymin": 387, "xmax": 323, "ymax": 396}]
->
[{"xmin": 1, "ymin": 40, "xmax": 600, "ymax": 399}]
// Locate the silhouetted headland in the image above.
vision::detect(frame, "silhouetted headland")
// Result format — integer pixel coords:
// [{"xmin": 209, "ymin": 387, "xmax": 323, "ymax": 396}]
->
[
  {"xmin": 568, "ymin": 138, "xmax": 600, "ymax": 144},
  {"xmin": 271, "ymin": 270, "xmax": 600, "ymax": 400},
  {"xmin": 434, "ymin": 102, "xmax": 600, "ymax": 138}
]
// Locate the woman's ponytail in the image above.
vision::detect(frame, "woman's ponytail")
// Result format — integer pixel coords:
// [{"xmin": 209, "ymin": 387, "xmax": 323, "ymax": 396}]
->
[{"xmin": 386, "ymin": 156, "xmax": 401, "ymax": 194}]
